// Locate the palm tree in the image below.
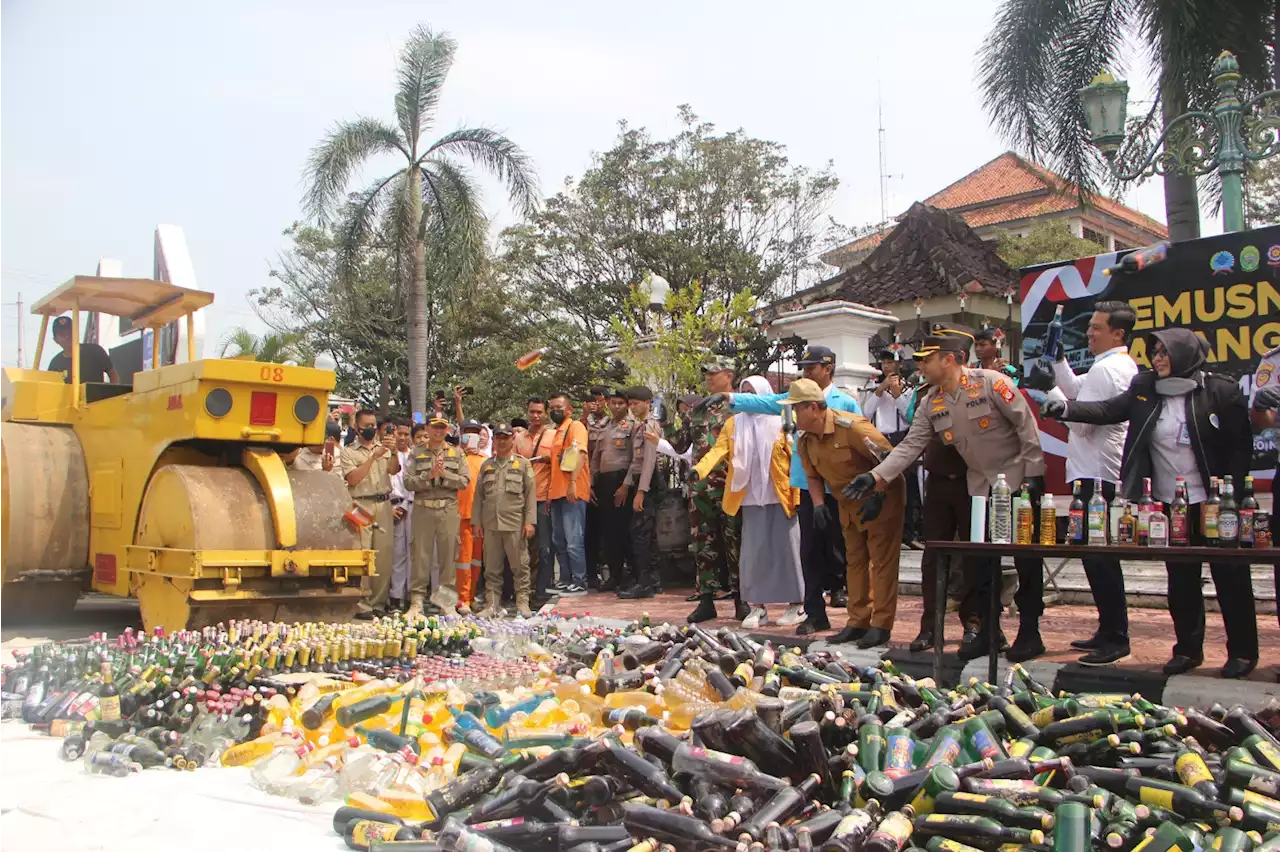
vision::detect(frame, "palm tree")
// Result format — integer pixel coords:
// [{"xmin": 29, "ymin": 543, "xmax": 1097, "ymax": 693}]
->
[
  {"xmin": 977, "ymin": 0, "xmax": 1273, "ymax": 242},
  {"xmin": 218, "ymin": 327, "xmax": 306, "ymax": 363},
  {"xmin": 303, "ymin": 25, "xmax": 539, "ymax": 416}
]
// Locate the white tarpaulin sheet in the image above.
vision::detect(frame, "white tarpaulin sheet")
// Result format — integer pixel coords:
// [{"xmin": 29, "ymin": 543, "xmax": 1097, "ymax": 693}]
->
[{"xmin": 1, "ymin": 722, "xmax": 348, "ymax": 852}]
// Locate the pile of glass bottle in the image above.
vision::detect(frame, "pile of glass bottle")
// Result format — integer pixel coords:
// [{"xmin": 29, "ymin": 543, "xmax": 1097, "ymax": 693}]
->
[{"xmin": 6, "ymin": 617, "xmax": 1280, "ymax": 852}]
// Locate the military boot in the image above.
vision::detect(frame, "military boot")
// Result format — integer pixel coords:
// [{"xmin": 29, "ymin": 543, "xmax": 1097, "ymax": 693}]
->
[
  {"xmin": 479, "ymin": 590, "xmax": 502, "ymax": 618},
  {"xmin": 405, "ymin": 594, "xmax": 424, "ymax": 620},
  {"xmin": 516, "ymin": 594, "xmax": 533, "ymax": 619}
]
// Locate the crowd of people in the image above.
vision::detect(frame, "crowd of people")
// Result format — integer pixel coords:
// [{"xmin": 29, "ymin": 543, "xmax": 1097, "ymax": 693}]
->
[{"xmin": 297, "ymin": 306, "xmax": 1278, "ymax": 680}]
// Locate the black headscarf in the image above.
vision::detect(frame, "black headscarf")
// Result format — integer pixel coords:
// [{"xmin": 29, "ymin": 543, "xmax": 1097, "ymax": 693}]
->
[{"xmin": 1149, "ymin": 328, "xmax": 1208, "ymax": 395}]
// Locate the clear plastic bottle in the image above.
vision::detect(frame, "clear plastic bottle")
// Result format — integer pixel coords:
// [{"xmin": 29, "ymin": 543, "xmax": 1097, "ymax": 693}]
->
[
  {"xmin": 990, "ymin": 475, "xmax": 1012, "ymax": 545},
  {"xmin": 250, "ymin": 741, "xmax": 312, "ymax": 795},
  {"xmin": 84, "ymin": 752, "xmax": 142, "ymax": 777},
  {"xmin": 288, "ymin": 755, "xmax": 343, "ymax": 805}
]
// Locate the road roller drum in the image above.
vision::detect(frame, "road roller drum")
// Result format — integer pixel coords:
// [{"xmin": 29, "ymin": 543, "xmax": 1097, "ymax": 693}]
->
[{"xmin": 0, "ymin": 422, "xmax": 91, "ymax": 621}]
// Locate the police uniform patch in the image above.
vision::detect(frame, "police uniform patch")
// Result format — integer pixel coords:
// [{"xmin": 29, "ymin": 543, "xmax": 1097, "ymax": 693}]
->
[
  {"xmin": 968, "ymin": 389, "xmax": 981, "ymax": 398},
  {"xmin": 942, "ymin": 430, "xmax": 954, "ymax": 443},
  {"xmin": 993, "ymin": 379, "xmax": 1015, "ymax": 403},
  {"xmin": 959, "ymin": 374, "xmax": 970, "ymax": 389},
  {"xmin": 512, "ymin": 460, "xmax": 520, "ymax": 469},
  {"xmin": 1260, "ymin": 367, "xmax": 1273, "ymax": 387},
  {"xmin": 979, "ymin": 418, "xmax": 990, "ymax": 429}
]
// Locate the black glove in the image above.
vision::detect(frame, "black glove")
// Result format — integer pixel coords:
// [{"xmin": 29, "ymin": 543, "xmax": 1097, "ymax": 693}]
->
[
  {"xmin": 1023, "ymin": 360, "xmax": 1057, "ymax": 393},
  {"xmin": 696, "ymin": 393, "xmax": 727, "ymax": 412},
  {"xmin": 812, "ymin": 503, "xmax": 832, "ymax": 532},
  {"xmin": 1040, "ymin": 399, "xmax": 1067, "ymax": 420},
  {"xmin": 687, "ymin": 467, "xmax": 701, "ymax": 486},
  {"xmin": 843, "ymin": 472, "xmax": 877, "ymax": 501},
  {"xmin": 1253, "ymin": 385, "xmax": 1280, "ymax": 412},
  {"xmin": 1024, "ymin": 475, "xmax": 1046, "ymax": 496},
  {"xmin": 859, "ymin": 492, "xmax": 885, "ymax": 524}
]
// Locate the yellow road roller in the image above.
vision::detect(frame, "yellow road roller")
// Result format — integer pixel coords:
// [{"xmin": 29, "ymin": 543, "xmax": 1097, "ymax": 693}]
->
[{"xmin": 1, "ymin": 275, "xmax": 375, "ymax": 632}]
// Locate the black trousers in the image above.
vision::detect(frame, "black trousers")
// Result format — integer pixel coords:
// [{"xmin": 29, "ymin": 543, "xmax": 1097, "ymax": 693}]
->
[
  {"xmin": 920, "ymin": 475, "xmax": 985, "ymax": 631},
  {"xmin": 1167, "ymin": 503, "xmax": 1258, "ymax": 661},
  {"xmin": 595, "ymin": 470, "xmax": 632, "ymax": 587},
  {"xmin": 585, "ymin": 494, "xmax": 600, "ymax": 586},
  {"xmin": 629, "ymin": 486, "xmax": 660, "ymax": 590},
  {"xmin": 902, "ymin": 465, "xmax": 923, "ymax": 544},
  {"xmin": 801, "ymin": 490, "xmax": 846, "ymax": 623},
  {"xmin": 1074, "ymin": 478, "xmax": 1128, "ymax": 643},
  {"xmin": 974, "ymin": 483, "xmax": 1045, "ymax": 636}
]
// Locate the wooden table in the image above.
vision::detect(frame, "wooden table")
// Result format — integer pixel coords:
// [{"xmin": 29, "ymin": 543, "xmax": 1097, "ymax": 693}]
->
[{"xmin": 922, "ymin": 541, "xmax": 1274, "ymax": 684}]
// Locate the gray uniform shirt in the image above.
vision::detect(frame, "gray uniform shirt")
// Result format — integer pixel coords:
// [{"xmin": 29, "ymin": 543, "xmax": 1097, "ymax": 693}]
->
[
  {"xmin": 592, "ymin": 416, "xmax": 635, "ymax": 475},
  {"xmin": 625, "ymin": 415, "xmax": 661, "ymax": 493},
  {"xmin": 872, "ymin": 367, "xmax": 1046, "ymax": 497}
]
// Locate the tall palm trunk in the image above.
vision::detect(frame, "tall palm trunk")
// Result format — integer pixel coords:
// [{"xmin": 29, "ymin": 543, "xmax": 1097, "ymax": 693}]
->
[
  {"xmin": 407, "ymin": 168, "xmax": 429, "ymax": 416},
  {"xmin": 1159, "ymin": 38, "xmax": 1201, "ymax": 243}
]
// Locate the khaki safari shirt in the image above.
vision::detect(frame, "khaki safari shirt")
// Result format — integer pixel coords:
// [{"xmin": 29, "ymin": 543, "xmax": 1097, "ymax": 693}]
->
[{"xmin": 472, "ymin": 455, "xmax": 537, "ymax": 533}]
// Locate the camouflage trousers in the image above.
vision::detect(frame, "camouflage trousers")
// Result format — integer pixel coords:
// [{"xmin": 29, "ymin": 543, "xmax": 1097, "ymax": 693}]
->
[{"xmin": 689, "ymin": 488, "xmax": 741, "ymax": 596}]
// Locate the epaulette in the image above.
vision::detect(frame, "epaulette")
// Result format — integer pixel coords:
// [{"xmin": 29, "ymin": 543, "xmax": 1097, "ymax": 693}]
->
[
  {"xmin": 1264, "ymin": 343, "xmax": 1280, "ymax": 358},
  {"xmin": 834, "ymin": 414, "xmax": 855, "ymax": 429}
]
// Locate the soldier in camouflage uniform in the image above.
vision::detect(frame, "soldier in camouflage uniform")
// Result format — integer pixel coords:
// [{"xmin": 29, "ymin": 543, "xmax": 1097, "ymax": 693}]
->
[{"xmin": 671, "ymin": 355, "xmax": 747, "ymax": 624}]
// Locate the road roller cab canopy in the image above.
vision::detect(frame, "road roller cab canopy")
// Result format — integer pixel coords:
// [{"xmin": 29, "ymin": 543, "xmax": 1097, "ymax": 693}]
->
[{"xmin": 29, "ymin": 275, "xmax": 214, "ymax": 390}]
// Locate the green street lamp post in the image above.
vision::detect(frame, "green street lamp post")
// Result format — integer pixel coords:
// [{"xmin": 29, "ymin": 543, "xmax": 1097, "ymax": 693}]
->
[{"xmin": 1079, "ymin": 50, "xmax": 1280, "ymax": 234}]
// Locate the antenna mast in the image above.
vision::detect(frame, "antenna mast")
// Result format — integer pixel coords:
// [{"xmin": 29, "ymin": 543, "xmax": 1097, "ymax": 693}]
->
[{"xmin": 878, "ymin": 79, "xmax": 888, "ymax": 228}]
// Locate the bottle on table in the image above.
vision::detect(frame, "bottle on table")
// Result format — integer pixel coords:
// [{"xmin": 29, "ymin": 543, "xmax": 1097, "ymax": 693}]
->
[
  {"xmin": 1239, "ymin": 476, "xmax": 1258, "ymax": 548},
  {"xmin": 990, "ymin": 475, "xmax": 1012, "ymax": 545},
  {"xmin": 1015, "ymin": 484, "xmax": 1034, "ymax": 545},
  {"xmin": 1137, "ymin": 477, "xmax": 1154, "ymax": 545},
  {"xmin": 1117, "ymin": 503, "xmax": 1136, "ymax": 545},
  {"xmin": 1087, "ymin": 478, "xmax": 1107, "ymax": 545},
  {"xmin": 1039, "ymin": 493, "xmax": 1056, "ymax": 545},
  {"xmin": 1148, "ymin": 503, "xmax": 1170, "ymax": 548},
  {"xmin": 1203, "ymin": 477, "xmax": 1221, "ymax": 545},
  {"xmin": 1109, "ymin": 490, "xmax": 1126, "ymax": 544},
  {"xmin": 1218, "ymin": 476, "xmax": 1239, "ymax": 548},
  {"xmin": 1170, "ymin": 478, "xmax": 1190, "ymax": 547},
  {"xmin": 1067, "ymin": 481, "xmax": 1085, "ymax": 545}
]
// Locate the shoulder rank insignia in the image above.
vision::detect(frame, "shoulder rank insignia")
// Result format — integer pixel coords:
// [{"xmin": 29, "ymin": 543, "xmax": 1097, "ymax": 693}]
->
[
  {"xmin": 834, "ymin": 415, "xmax": 854, "ymax": 429},
  {"xmin": 511, "ymin": 459, "xmax": 520, "ymax": 469},
  {"xmin": 993, "ymin": 379, "xmax": 1016, "ymax": 404}
]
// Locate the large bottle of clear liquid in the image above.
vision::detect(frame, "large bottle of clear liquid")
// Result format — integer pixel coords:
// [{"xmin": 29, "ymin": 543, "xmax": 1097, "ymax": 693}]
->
[
  {"xmin": 1087, "ymin": 478, "xmax": 1108, "ymax": 545},
  {"xmin": 990, "ymin": 474, "xmax": 1012, "ymax": 545}
]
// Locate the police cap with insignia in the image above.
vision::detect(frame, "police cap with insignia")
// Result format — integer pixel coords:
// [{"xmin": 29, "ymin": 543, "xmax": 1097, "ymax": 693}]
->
[
  {"xmin": 608, "ymin": 387, "xmax": 628, "ymax": 400},
  {"xmin": 428, "ymin": 414, "xmax": 450, "ymax": 427},
  {"xmin": 460, "ymin": 418, "xmax": 483, "ymax": 432},
  {"xmin": 915, "ymin": 323, "xmax": 976, "ymax": 359},
  {"xmin": 492, "ymin": 422, "xmax": 515, "ymax": 436},
  {"xmin": 626, "ymin": 385, "xmax": 654, "ymax": 401},
  {"xmin": 796, "ymin": 345, "xmax": 836, "ymax": 366}
]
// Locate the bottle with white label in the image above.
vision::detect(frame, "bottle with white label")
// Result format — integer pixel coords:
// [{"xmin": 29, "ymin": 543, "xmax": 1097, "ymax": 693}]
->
[
  {"xmin": 1087, "ymin": 478, "xmax": 1107, "ymax": 545},
  {"xmin": 1109, "ymin": 491, "xmax": 1126, "ymax": 543},
  {"xmin": 1148, "ymin": 502, "xmax": 1170, "ymax": 547}
]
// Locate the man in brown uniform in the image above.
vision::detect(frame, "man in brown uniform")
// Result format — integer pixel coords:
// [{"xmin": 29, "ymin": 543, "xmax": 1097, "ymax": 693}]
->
[
  {"xmin": 847, "ymin": 331, "xmax": 1047, "ymax": 660},
  {"xmin": 403, "ymin": 414, "xmax": 470, "ymax": 617},
  {"xmin": 783, "ymin": 378, "xmax": 904, "ymax": 649},
  {"xmin": 472, "ymin": 423, "xmax": 538, "ymax": 617},
  {"xmin": 341, "ymin": 408, "xmax": 400, "ymax": 618}
]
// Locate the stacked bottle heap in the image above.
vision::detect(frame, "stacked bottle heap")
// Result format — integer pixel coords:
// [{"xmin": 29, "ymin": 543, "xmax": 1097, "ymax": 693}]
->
[{"xmin": 7, "ymin": 619, "xmax": 1280, "ymax": 852}]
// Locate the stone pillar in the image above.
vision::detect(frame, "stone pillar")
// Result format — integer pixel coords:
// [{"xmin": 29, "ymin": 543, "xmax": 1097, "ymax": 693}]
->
[{"xmin": 766, "ymin": 300, "xmax": 899, "ymax": 391}]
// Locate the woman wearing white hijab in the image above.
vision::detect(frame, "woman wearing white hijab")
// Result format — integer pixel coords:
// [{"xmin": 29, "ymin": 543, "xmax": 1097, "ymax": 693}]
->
[{"xmin": 692, "ymin": 375, "xmax": 804, "ymax": 628}]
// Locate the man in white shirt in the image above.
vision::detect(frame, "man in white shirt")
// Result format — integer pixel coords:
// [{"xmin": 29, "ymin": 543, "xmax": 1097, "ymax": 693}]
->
[
  {"xmin": 388, "ymin": 420, "xmax": 416, "ymax": 611},
  {"xmin": 862, "ymin": 350, "xmax": 921, "ymax": 547},
  {"xmin": 1027, "ymin": 300, "xmax": 1138, "ymax": 665}
]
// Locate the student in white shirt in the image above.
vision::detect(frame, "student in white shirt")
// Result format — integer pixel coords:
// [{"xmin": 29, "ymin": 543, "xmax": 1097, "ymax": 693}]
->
[{"xmin": 1028, "ymin": 301, "xmax": 1138, "ymax": 666}]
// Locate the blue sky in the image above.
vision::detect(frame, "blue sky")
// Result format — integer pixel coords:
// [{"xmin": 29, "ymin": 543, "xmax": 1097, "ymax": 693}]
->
[{"xmin": 1, "ymin": 0, "xmax": 1177, "ymax": 367}]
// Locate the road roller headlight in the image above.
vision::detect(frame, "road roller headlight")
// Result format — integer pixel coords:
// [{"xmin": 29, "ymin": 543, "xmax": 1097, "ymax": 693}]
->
[
  {"xmin": 205, "ymin": 387, "xmax": 233, "ymax": 418},
  {"xmin": 293, "ymin": 394, "xmax": 321, "ymax": 424}
]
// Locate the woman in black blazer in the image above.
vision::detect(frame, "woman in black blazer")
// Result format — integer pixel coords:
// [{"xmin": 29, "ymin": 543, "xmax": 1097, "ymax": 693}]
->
[{"xmin": 1043, "ymin": 328, "xmax": 1257, "ymax": 679}]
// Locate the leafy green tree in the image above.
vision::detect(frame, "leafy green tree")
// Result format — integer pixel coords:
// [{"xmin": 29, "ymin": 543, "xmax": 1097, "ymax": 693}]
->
[
  {"xmin": 302, "ymin": 24, "xmax": 539, "ymax": 417},
  {"xmin": 498, "ymin": 106, "xmax": 841, "ymax": 345},
  {"xmin": 977, "ymin": 0, "xmax": 1274, "ymax": 242},
  {"xmin": 993, "ymin": 220, "xmax": 1106, "ymax": 268},
  {"xmin": 217, "ymin": 327, "xmax": 307, "ymax": 364},
  {"xmin": 1245, "ymin": 157, "xmax": 1280, "ymax": 228}
]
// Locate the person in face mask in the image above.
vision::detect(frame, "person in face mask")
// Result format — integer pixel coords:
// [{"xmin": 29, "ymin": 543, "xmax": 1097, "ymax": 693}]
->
[
  {"xmin": 544, "ymin": 392, "xmax": 592, "ymax": 596},
  {"xmin": 341, "ymin": 409, "xmax": 401, "ymax": 618},
  {"xmin": 454, "ymin": 420, "xmax": 489, "ymax": 613},
  {"xmin": 1042, "ymin": 328, "xmax": 1257, "ymax": 678}
]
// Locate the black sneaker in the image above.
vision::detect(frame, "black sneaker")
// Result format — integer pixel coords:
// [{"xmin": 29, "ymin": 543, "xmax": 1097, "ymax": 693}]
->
[
  {"xmin": 1077, "ymin": 644, "xmax": 1131, "ymax": 666},
  {"xmin": 829, "ymin": 589, "xmax": 847, "ymax": 608},
  {"xmin": 796, "ymin": 618, "xmax": 830, "ymax": 636},
  {"xmin": 560, "ymin": 583, "xmax": 588, "ymax": 596},
  {"xmin": 1070, "ymin": 634, "xmax": 1103, "ymax": 651}
]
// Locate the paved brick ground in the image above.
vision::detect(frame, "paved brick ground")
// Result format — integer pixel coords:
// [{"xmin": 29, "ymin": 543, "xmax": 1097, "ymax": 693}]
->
[{"xmin": 554, "ymin": 588, "xmax": 1280, "ymax": 682}]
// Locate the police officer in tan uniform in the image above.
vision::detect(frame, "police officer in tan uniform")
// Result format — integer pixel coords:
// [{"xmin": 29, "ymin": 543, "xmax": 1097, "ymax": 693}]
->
[
  {"xmin": 472, "ymin": 423, "xmax": 538, "ymax": 618},
  {"xmin": 403, "ymin": 413, "xmax": 470, "ymax": 617},
  {"xmin": 591, "ymin": 388, "xmax": 635, "ymax": 593},
  {"xmin": 783, "ymin": 379, "xmax": 904, "ymax": 649},
  {"xmin": 847, "ymin": 331, "xmax": 1047, "ymax": 661},
  {"xmin": 341, "ymin": 409, "xmax": 400, "ymax": 618}
]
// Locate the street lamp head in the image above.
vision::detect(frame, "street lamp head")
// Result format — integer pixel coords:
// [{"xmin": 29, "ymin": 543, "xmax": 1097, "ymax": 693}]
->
[
  {"xmin": 1079, "ymin": 71, "xmax": 1130, "ymax": 156},
  {"xmin": 639, "ymin": 269, "xmax": 671, "ymax": 311}
]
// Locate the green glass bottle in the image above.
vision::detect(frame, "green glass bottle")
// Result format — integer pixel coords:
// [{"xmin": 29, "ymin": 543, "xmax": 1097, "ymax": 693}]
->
[{"xmin": 907, "ymin": 765, "xmax": 961, "ymax": 817}]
